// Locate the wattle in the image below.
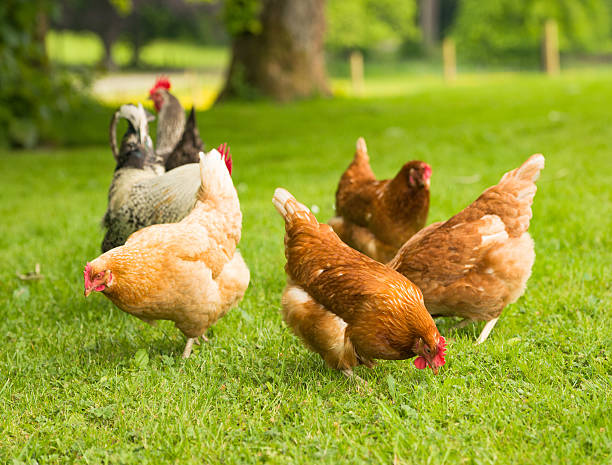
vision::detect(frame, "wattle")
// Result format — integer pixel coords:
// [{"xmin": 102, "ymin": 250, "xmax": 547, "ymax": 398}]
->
[{"xmin": 414, "ymin": 356, "xmax": 427, "ymax": 369}]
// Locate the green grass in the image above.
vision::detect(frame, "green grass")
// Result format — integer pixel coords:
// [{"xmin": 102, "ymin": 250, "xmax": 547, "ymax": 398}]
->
[
  {"xmin": 47, "ymin": 31, "xmax": 229, "ymax": 69},
  {"xmin": 1, "ymin": 70, "xmax": 611, "ymax": 464}
]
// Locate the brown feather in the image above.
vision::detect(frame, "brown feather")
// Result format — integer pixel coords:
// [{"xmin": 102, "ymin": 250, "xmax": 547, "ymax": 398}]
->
[
  {"xmin": 389, "ymin": 154, "xmax": 544, "ymax": 323},
  {"xmin": 332, "ymin": 137, "xmax": 430, "ymax": 262},
  {"xmin": 274, "ymin": 188, "xmax": 441, "ymax": 371},
  {"xmin": 87, "ymin": 151, "xmax": 249, "ymax": 347}
]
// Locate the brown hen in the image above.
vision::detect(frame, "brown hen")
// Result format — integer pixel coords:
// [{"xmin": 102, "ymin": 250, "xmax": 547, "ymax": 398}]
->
[
  {"xmin": 388, "ymin": 154, "xmax": 545, "ymax": 344},
  {"xmin": 329, "ymin": 137, "xmax": 431, "ymax": 263},
  {"xmin": 273, "ymin": 188, "xmax": 446, "ymax": 376}
]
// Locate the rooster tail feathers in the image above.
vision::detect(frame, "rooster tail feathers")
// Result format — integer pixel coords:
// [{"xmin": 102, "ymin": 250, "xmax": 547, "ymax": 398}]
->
[
  {"xmin": 197, "ymin": 148, "xmax": 234, "ymax": 202},
  {"xmin": 117, "ymin": 103, "xmax": 150, "ymax": 146},
  {"xmin": 273, "ymin": 188, "xmax": 314, "ymax": 225},
  {"xmin": 119, "ymin": 104, "xmax": 146, "ymax": 138},
  {"xmin": 109, "ymin": 109, "xmax": 121, "ymax": 161}
]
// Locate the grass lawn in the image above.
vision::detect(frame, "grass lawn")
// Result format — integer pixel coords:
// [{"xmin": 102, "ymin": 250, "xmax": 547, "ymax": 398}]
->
[
  {"xmin": 1, "ymin": 70, "xmax": 611, "ymax": 464},
  {"xmin": 47, "ymin": 31, "xmax": 230, "ymax": 70}
]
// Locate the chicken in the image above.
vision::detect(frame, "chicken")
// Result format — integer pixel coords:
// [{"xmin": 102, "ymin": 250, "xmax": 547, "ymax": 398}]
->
[
  {"xmin": 388, "ymin": 154, "xmax": 545, "ymax": 344},
  {"xmin": 329, "ymin": 137, "xmax": 431, "ymax": 263},
  {"xmin": 148, "ymin": 77, "xmax": 186, "ymax": 163},
  {"xmin": 164, "ymin": 107, "xmax": 205, "ymax": 171},
  {"xmin": 273, "ymin": 188, "xmax": 446, "ymax": 376},
  {"xmin": 102, "ymin": 102, "xmax": 231, "ymax": 252},
  {"xmin": 86, "ymin": 149, "xmax": 250, "ymax": 358},
  {"xmin": 148, "ymin": 78, "xmax": 205, "ymax": 171}
]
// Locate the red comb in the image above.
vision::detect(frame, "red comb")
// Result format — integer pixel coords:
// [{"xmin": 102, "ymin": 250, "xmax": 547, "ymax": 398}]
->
[
  {"xmin": 413, "ymin": 335, "xmax": 446, "ymax": 370},
  {"xmin": 216, "ymin": 143, "xmax": 232, "ymax": 176},
  {"xmin": 434, "ymin": 336, "xmax": 446, "ymax": 366},
  {"xmin": 423, "ymin": 163, "xmax": 432, "ymax": 181},
  {"xmin": 149, "ymin": 77, "xmax": 171, "ymax": 96}
]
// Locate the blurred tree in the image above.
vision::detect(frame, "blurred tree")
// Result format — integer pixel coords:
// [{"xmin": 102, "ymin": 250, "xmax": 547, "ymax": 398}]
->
[
  {"xmin": 420, "ymin": 0, "xmax": 439, "ymax": 54},
  {"xmin": 326, "ymin": 0, "xmax": 419, "ymax": 54},
  {"xmin": 54, "ymin": 0, "xmax": 125, "ymax": 69},
  {"xmin": 453, "ymin": 0, "xmax": 612, "ymax": 65},
  {"xmin": 0, "ymin": 0, "xmax": 84, "ymax": 147},
  {"xmin": 439, "ymin": 0, "xmax": 459, "ymax": 39},
  {"xmin": 218, "ymin": 0, "xmax": 329, "ymax": 101},
  {"xmin": 122, "ymin": 0, "xmax": 224, "ymax": 67},
  {"xmin": 400, "ymin": 0, "xmax": 458, "ymax": 57},
  {"xmin": 54, "ymin": 0, "xmax": 225, "ymax": 70}
]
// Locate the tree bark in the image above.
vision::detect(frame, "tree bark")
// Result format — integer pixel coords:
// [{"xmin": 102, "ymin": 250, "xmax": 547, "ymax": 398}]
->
[
  {"xmin": 218, "ymin": 0, "xmax": 330, "ymax": 102},
  {"xmin": 100, "ymin": 34, "xmax": 117, "ymax": 71},
  {"xmin": 420, "ymin": 0, "xmax": 440, "ymax": 54},
  {"xmin": 34, "ymin": 6, "xmax": 49, "ymax": 69},
  {"xmin": 129, "ymin": 30, "xmax": 142, "ymax": 69}
]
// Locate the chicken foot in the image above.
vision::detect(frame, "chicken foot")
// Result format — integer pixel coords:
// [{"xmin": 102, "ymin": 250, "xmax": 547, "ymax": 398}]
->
[
  {"xmin": 475, "ymin": 317, "xmax": 499, "ymax": 345},
  {"xmin": 342, "ymin": 369, "xmax": 368, "ymax": 387}
]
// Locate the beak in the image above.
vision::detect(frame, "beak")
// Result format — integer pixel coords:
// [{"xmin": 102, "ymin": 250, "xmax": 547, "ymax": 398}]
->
[
  {"xmin": 84, "ymin": 287, "xmax": 93, "ymax": 297},
  {"xmin": 431, "ymin": 365, "xmax": 439, "ymax": 375}
]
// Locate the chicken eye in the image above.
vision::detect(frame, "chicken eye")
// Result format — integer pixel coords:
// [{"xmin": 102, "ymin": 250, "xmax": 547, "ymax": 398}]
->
[
  {"xmin": 424, "ymin": 347, "xmax": 431, "ymax": 354},
  {"xmin": 96, "ymin": 272, "xmax": 104, "ymax": 278}
]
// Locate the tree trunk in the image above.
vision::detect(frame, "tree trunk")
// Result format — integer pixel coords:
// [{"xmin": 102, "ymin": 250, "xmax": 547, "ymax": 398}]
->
[
  {"xmin": 34, "ymin": 7, "xmax": 49, "ymax": 69},
  {"xmin": 129, "ymin": 31, "xmax": 142, "ymax": 69},
  {"xmin": 100, "ymin": 34, "xmax": 117, "ymax": 71},
  {"xmin": 217, "ymin": 0, "xmax": 330, "ymax": 102},
  {"xmin": 420, "ymin": 0, "xmax": 440, "ymax": 54}
]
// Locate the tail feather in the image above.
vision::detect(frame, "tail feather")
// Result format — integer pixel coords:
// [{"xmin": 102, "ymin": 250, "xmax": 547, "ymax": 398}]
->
[
  {"xmin": 355, "ymin": 137, "xmax": 369, "ymax": 162},
  {"xmin": 273, "ymin": 188, "xmax": 313, "ymax": 224},
  {"xmin": 499, "ymin": 154, "xmax": 545, "ymax": 185},
  {"xmin": 496, "ymin": 154, "xmax": 545, "ymax": 210},
  {"xmin": 197, "ymin": 148, "xmax": 234, "ymax": 202},
  {"xmin": 109, "ymin": 108, "xmax": 121, "ymax": 161},
  {"xmin": 483, "ymin": 154, "xmax": 545, "ymax": 237},
  {"xmin": 118, "ymin": 103, "xmax": 149, "ymax": 146}
]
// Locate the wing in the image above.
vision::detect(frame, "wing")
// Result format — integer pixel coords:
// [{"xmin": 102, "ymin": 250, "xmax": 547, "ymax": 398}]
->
[{"xmin": 125, "ymin": 223, "xmax": 228, "ymax": 278}]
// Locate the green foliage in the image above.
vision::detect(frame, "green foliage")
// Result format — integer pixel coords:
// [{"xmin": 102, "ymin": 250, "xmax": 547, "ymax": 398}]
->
[
  {"xmin": 109, "ymin": 0, "xmax": 133, "ymax": 16},
  {"xmin": 222, "ymin": 0, "xmax": 262, "ymax": 36},
  {"xmin": 453, "ymin": 0, "xmax": 612, "ymax": 65},
  {"xmin": 326, "ymin": 0, "xmax": 419, "ymax": 53},
  {"xmin": 1, "ymin": 70, "xmax": 611, "ymax": 464},
  {"xmin": 0, "ymin": 0, "xmax": 87, "ymax": 148}
]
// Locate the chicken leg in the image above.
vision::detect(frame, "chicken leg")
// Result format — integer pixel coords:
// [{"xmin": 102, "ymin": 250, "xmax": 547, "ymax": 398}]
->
[
  {"xmin": 475, "ymin": 317, "xmax": 499, "ymax": 344},
  {"xmin": 182, "ymin": 337, "xmax": 198, "ymax": 358}
]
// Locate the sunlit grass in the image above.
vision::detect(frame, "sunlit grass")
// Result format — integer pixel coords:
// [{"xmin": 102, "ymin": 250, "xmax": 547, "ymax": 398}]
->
[{"xmin": 1, "ymin": 69, "xmax": 611, "ymax": 464}]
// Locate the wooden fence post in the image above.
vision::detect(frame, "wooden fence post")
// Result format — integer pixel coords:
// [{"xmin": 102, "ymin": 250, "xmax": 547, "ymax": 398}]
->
[
  {"xmin": 542, "ymin": 19, "xmax": 560, "ymax": 75},
  {"xmin": 442, "ymin": 37, "xmax": 456, "ymax": 82},
  {"xmin": 350, "ymin": 50, "xmax": 364, "ymax": 95}
]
